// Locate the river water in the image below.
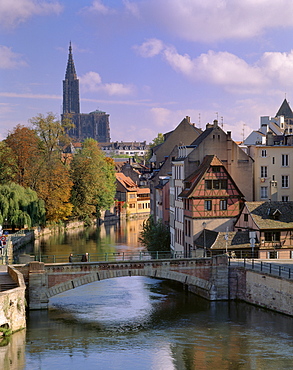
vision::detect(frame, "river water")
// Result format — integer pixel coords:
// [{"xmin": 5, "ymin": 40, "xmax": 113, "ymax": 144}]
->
[{"xmin": 3, "ymin": 219, "xmax": 293, "ymax": 370}]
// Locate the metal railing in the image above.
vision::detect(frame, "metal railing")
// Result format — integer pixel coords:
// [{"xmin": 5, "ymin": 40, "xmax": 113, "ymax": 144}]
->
[
  {"xmin": 17, "ymin": 251, "xmax": 185, "ymax": 264},
  {"xmin": 229, "ymin": 258, "xmax": 293, "ymax": 280}
]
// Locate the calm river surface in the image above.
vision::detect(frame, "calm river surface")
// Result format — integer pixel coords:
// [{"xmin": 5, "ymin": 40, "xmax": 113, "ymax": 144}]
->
[{"xmin": 4, "ymin": 219, "xmax": 293, "ymax": 370}]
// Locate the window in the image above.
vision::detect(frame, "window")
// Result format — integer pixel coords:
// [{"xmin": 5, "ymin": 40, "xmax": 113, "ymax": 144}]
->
[
  {"xmin": 261, "ymin": 149, "xmax": 267, "ymax": 157},
  {"xmin": 282, "ymin": 154, "xmax": 289, "ymax": 167},
  {"xmin": 264, "ymin": 231, "xmax": 280, "ymax": 242},
  {"xmin": 282, "ymin": 175, "xmax": 289, "ymax": 188},
  {"xmin": 205, "ymin": 179, "xmax": 227, "ymax": 190},
  {"xmin": 261, "ymin": 166, "xmax": 267, "ymax": 178},
  {"xmin": 220, "ymin": 199, "xmax": 227, "ymax": 210},
  {"xmin": 212, "ymin": 166, "xmax": 221, "ymax": 173},
  {"xmin": 282, "ymin": 196, "xmax": 289, "ymax": 202},
  {"xmin": 205, "ymin": 200, "xmax": 212, "ymax": 211},
  {"xmin": 272, "ymin": 157, "xmax": 275, "ymax": 164},
  {"xmin": 260, "ymin": 186, "xmax": 268, "ymax": 199},
  {"xmin": 244, "ymin": 214, "xmax": 248, "ymax": 222}
]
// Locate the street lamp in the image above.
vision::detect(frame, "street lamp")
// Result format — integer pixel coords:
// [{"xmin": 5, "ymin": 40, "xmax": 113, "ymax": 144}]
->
[{"xmin": 202, "ymin": 221, "xmax": 206, "ymax": 257}]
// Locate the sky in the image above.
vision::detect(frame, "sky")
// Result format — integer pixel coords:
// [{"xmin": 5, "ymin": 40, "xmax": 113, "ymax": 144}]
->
[{"xmin": 2, "ymin": 0, "xmax": 293, "ymax": 143}]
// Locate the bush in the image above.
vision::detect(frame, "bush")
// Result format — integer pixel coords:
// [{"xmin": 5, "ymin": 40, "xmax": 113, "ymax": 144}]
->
[{"xmin": 139, "ymin": 215, "xmax": 170, "ymax": 251}]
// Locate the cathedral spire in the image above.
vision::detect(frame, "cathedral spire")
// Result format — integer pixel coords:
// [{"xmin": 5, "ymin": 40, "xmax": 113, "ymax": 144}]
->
[{"xmin": 63, "ymin": 42, "xmax": 80, "ymax": 114}]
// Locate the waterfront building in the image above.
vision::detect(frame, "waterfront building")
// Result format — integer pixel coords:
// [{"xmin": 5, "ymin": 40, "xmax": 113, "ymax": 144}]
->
[
  {"xmin": 178, "ymin": 155, "xmax": 245, "ymax": 256},
  {"xmin": 245, "ymin": 99, "xmax": 293, "ymax": 201},
  {"xmin": 169, "ymin": 120, "xmax": 253, "ymax": 255},
  {"xmin": 115, "ymin": 172, "xmax": 150, "ymax": 217},
  {"xmin": 235, "ymin": 201, "xmax": 293, "ymax": 259},
  {"xmin": 61, "ymin": 43, "xmax": 111, "ymax": 143},
  {"xmin": 148, "ymin": 116, "xmax": 202, "ymax": 221}
]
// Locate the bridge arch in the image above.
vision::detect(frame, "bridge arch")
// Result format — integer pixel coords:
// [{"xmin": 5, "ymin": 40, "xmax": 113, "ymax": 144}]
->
[{"xmin": 19, "ymin": 257, "xmax": 229, "ymax": 309}]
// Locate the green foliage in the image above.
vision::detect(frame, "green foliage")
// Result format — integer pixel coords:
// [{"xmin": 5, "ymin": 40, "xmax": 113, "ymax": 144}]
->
[
  {"xmin": 144, "ymin": 133, "xmax": 164, "ymax": 163},
  {"xmin": 0, "ymin": 142, "xmax": 17, "ymax": 184},
  {"xmin": 30, "ymin": 112, "xmax": 71, "ymax": 160},
  {"xmin": 70, "ymin": 139, "xmax": 116, "ymax": 219},
  {"xmin": 149, "ymin": 133, "xmax": 164, "ymax": 148},
  {"xmin": 139, "ymin": 215, "xmax": 170, "ymax": 251},
  {"xmin": 0, "ymin": 183, "xmax": 46, "ymax": 228}
]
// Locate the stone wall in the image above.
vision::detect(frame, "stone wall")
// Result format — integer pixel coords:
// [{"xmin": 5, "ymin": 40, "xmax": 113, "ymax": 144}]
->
[
  {"xmin": 229, "ymin": 266, "xmax": 293, "ymax": 316},
  {"xmin": 0, "ymin": 267, "xmax": 26, "ymax": 333}
]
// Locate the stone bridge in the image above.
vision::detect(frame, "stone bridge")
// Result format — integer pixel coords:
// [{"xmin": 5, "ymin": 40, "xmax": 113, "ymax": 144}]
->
[{"xmin": 15, "ymin": 255, "xmax": 228, "ymax": 310}]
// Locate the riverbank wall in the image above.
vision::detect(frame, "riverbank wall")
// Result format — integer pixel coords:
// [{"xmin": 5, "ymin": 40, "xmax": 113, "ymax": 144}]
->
[
  {"xmin": 0, "ymin": 267, "xmax": 26, "ymax": 333},
  {"xmin": 229, "ymin": 266, "xmax": 293, "ymax": 317}
]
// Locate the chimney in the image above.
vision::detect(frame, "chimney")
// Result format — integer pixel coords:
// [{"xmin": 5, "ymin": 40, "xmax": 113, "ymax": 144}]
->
[{"xmin": 186, "ymin": 116, "xmax": 190, "ymax": 123}]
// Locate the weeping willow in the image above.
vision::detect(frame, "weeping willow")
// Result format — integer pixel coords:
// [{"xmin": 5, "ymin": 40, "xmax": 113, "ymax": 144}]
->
[{"xmin": 0, "ymin": 183, "xmax": 45, "ymax": 229}]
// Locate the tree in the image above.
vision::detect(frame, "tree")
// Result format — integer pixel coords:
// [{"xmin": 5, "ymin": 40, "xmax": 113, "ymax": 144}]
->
[
  {"xmin": 139, "ymin": 215, "xmax": 170, "ymax": 251},
  {"xmin": 30, "ymin": 112, "xmax": 73, "ymax": 161},
  {"xmin": 0, "ymin": 141, "xmax": 17, "ymax": 184},
  {"xmin": 0, "ymin": 183, "xmax": 45, "ymax": 229},
  {"xmin": 145, "ymin": 133, "xmax": 164, "ymax": 163},
  {"xmin": 5, "ymin": 125, "xmax": 42, "ymax": 189},
  {"xmin": 35, "ymin": 160, "xmax": 73, "ymax": 222},
  {"xmin": 70, "ymin": 138, "xmax": 116, "ymax": 221},
  {"xmin": 149, "ymin": 133, "xmax": 164, "ymax": 148}
]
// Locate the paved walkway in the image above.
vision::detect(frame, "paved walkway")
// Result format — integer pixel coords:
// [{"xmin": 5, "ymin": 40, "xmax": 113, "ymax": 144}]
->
[{"xmin": 0, "ymin": 265, "xmax": 18, "ymax": 291}]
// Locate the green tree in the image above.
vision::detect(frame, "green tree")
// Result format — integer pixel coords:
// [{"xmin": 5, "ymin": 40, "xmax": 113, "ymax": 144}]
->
[
  {"xmin": 139, "ymin": 215, "xmax": 170, "ymax": 251},
  {"xmin": 145, "ymin": 133, "xmax": 164, "ymax": 163},
  {"xmin": 149, "ymin": 133, "xmax": 164, "ymax": 148},
  {"xmin": 0, "ymin": 183, "xmax": 45, "ymax": 229},
  {"xmin": 0, "ymin": 141, "xmax": 17, "ymax": 184},
  {"xmin": 30, "ymin": 112, "xmax": 73, "ymax": 161},
  {"xmin": 70, "ymin": 138, "xmax": 116, "ymax": 221}
]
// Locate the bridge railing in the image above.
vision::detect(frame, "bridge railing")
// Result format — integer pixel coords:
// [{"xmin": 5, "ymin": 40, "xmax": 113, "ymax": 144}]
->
[
  {"xmin": 23, "ymin": 251, "xmax": 185, "ymax": 264},
  {"xmin": 229, "ymin": 258, "xmax": 293, "ymax": 280}
]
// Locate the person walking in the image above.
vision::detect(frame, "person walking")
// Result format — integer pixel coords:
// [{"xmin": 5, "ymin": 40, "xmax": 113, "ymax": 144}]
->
[
  {"xmin": 81, "ymin": 252, "xmax": 88, "ymax": 262},
  {"xmin": 69, "ymin": 253, "xmax": 73, "ymax": 263}
]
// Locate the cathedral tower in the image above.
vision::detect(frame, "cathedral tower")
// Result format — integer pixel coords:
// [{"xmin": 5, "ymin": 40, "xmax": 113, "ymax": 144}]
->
[
  {"xmin": 63, "ymin": 42, "xmax": 80, "ymax": 114},
  {"xmin": 62, "ymin": 43, "xmax": 111, "ymax": 143}
]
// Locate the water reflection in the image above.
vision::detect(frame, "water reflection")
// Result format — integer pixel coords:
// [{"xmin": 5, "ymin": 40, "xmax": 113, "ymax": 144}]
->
[
  {"xmin": 22, "ymin": 276, "xmax": 293, "ymax": 370},
  {"xmin": 0, "ymin": 329, "xmax": 26, "ymax": 370},
  {"xmin": 6, "ymin": 218, "xmax": 293, "ymax": 369},
  {"xmin": 32, "ymin": 218, "xmax": 146, "ymax": 257}
]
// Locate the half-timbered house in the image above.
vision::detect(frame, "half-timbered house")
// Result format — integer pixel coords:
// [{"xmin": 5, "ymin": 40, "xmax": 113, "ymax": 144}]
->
[
  {"xmin": 179, "ymin": 155, "xmax": 245, "ymax": 256},
  {"xmin": 235, "ymin": 201, "xmax": 293, "ymax": 259}
]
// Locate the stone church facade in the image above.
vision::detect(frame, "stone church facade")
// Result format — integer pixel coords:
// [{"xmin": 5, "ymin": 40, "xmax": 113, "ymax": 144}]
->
[{"xmin": 61, "ymin": 43, "xmax": 111, "ymax": 143}]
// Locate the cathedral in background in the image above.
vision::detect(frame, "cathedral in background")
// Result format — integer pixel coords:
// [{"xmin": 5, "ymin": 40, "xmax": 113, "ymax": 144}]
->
[{"xmin": 61, "ymin": 43, "xmax": 111, "ymax": 143}]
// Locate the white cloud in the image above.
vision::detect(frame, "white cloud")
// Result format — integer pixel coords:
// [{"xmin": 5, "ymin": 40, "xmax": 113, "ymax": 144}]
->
[
  {"xmin": 0, "ymin": 92, "xmax": 60, "ymax": 99},
  {"xmin": 136, "ymin": 39, "xmax": 293, "ymax": 92},
  {"xmin": 123, "ymin": 0, "xmax": 140, "ymax": 18},
  {"xmin": 150, "ymin": 107, "xmax": 172, "ymax": 127},
  {"xmin": 140, "ymin": 0, "xmax": 293, "ymax": 42},
  {"xmin": 0, "ymin": 0, "xmax": 63, "ymax": 28},
  {"xmin": 79, "ymin": 71, "xmax": 134, "ymax": 96},
  {"xmin": 134, "ymin": 39, "xmax": 164, "ymax": 58},
  {"xmin": 0, "ymin": 45, "xmax": 27, "ymax": 69},
  {"xmin": 259, "ymin": 51, "xmax": 293, "ymax": 86},
  {"xmin": 82, "ymin": 0, "xmax": 115, "ymax": 15}
]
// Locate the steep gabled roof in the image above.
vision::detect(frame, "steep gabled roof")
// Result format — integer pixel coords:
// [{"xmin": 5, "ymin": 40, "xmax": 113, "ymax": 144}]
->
[
  {"xmin": 179, "ymin": 155, "xmax": 244, "ymax": 198},
  {"xmin": 246, "ymin": 201, "xmax": 293, "ymax": 229},
  {"xmin": 276, "ymin": 98, "xmax": 293, "ymax": 119},
  {"xmin": 194, "ymin": 230, "xmax": 253, "ymax": 250},
  {"xmin": 115, "ymin": 172, "xmax": 138, "ymax": 191},
  {"xmin": 190, "ymin": 127, "xmax": 213, "ymax": 146}
]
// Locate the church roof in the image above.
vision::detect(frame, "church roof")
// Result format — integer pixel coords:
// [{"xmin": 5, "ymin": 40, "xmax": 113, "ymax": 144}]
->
[
  {"xmin": 275, "ymin": 98, "xmax": 293, "ymax": 119},
  {"xmin": 65, "ymin": 42, "xmax": 78, "ymax": 80}
]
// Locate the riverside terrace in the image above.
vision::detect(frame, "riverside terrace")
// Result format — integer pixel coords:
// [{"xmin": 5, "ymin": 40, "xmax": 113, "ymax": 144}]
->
[{"xmin": 10, "ymin": 254, "xmax": 293, "ymax": 317}]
